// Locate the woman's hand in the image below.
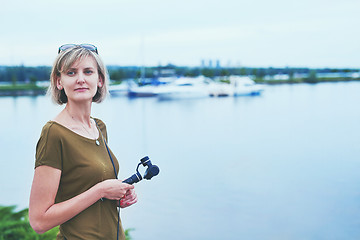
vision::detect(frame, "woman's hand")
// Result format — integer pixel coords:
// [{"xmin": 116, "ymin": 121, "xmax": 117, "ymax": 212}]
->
[
  {"xmin": 120, "ymin": 188, "xmax": 138, "ymax": 208},
  {"xmin": 99, "ymin": 179, "xmax": 134, "ymax": 200}
]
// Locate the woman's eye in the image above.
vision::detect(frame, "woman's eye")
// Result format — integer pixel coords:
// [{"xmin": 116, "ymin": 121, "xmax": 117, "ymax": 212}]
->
[
  {"xmin": 67, "ymin": 71, "xmax": 75, "ymax": 76},
  {"xmin": 85, "ymin": 70, "xmax": 94, "ymax": 74}
]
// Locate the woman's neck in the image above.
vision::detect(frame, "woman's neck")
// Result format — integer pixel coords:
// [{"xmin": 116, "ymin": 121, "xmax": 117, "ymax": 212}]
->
[{"xmin": 65, "ymin": 102, "xmax": 92, "ymax": 127}]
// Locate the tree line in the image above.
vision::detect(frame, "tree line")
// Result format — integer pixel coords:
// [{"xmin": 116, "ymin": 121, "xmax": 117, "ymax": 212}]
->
[{"xmin": 0, "ymin": 64, "xmax": 358, "ymax": 84}]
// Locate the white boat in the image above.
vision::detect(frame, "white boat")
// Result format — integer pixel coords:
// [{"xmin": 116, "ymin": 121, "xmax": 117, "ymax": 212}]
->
[
  {"xmin": 209, "ymin": 76, "xmax": 264, "ymax": 97},
  {"xmin": 155, "ymin": 76, "xmax": 213, "ymax": 100},
  {"xmin": 126, "ymin": 77, "xmax": 179, "ymax": 97},
  {"xmin": 125, "ymin": 75, "xmax": 264, "ymax": 98},
  {"xmin": 128, "ymin": 84, "xmax": 159, "ymax": 97},
  {"xmin": 108, "ymin": 82, "xmax": 129, "ymax": 96},
  {"xmin": 126, "ymin": 78, "xmax": 163, "ymax": 97}
]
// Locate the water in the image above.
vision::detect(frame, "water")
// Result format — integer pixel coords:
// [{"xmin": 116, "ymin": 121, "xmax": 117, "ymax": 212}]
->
[{"xmin": 1, "ymin": 82, "xmax": 360, "ymax": 239}]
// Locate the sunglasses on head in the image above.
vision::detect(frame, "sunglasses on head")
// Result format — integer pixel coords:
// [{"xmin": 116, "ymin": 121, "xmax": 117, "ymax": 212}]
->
[{"xmin": 58, "ymin": 44, "xmax": 98, "ymax": 54}]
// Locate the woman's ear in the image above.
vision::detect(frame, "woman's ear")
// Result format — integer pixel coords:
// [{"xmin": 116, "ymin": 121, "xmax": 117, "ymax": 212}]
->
[
  {"xmin": 56, "ymin": 78, "xmax": 63, "ymax": 90},
  {"xmin": 98, "ymin": 76, "xmax": 104, "ymax": 88}
]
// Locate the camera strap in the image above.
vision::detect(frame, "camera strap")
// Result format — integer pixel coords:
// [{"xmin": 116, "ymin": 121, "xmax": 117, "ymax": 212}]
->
[
  {"xmin": 63, "ymin": 120, "xmax": 120, "ymax": 240},
  {"xmin": 94, "ymin": 119, "xmax": 120, "ymax": 240}
]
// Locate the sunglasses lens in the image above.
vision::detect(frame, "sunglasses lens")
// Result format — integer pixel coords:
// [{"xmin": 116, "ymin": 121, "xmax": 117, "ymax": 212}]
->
[
  {"xmin": 79, "ymin": 44, "xmax": 98, "ymax": 54},
  {"xmin": 58, "ymin": 44, "xmax": 98, "ymax": 54},
  {"xmin": 58, "ymin": 44, "xmax": 76, "ymax": 53}
]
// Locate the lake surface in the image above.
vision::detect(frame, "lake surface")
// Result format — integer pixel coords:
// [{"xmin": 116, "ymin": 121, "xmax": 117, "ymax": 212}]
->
[{"xmin": 1, "ymin": 82, "xmax": 360, "ymax": 239}]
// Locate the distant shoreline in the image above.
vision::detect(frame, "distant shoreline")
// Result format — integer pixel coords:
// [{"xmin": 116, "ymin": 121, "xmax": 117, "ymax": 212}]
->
[
  {"xmin": 0, "ymin": 85, "xmax": 47, "ymax": 96},
  {"xmin": 254, "ymin": 77, "xmax": 360, "ymax": 84},
  {"xmin": 1, "ymin": 77, "xmax": 359, "ymax": 96},
  {"xmin": 0, "ymin": 89, "xmax": 47, "ymax": 96}
]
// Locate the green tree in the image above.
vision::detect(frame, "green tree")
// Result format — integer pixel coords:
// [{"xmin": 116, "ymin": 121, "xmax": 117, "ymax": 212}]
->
[
  {"xmin": 239, "ymin": 67, "xmax": 247, "ymax": 76},
  {"xmin": 184, "ymin": 68, "xmax": 200, "ymax": 77},
  {"xmin": 11, "ymin": 75, "xmax": 17, "ymax": 86},
  {"xmin": 305, "ymin": 70, "xmax": 318, "ymax": 83},
  {"xmin": 110, "ymin": 69, "xmax": 126, "ymax": 81},
  {"xmin": 252, "ymin": 68, "xmax": 265, "ymax": 82},
  {"xmin": 0, "ymin": 205, "xmax": 58, "ymax": 240},
  {"xmin": 201, "ymin": 68, "xmax": 214, "ymax": 78},
  {"xmin": 288, "ymin": 69, "xmax": 295, "ymax": 83},
  {"xmin": 220, "ymin": 69, "xmax": 229, "ymax": 77},
  {"xmin": 0, "ymin": 205, "xmax": 134, "ymax": 240},
  {"xmin": 30, "ymin": 76, "xmax": 37, "ymax": 86},
  {"xmin": 125, "ymin": 228, "xmax": 135, "ymax": 240}
]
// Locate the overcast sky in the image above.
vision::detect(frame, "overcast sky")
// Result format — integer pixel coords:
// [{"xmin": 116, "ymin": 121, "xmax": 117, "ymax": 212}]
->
[{"xmin": 0, "ymin": 0, "xmax": 359, "ymax": 68}]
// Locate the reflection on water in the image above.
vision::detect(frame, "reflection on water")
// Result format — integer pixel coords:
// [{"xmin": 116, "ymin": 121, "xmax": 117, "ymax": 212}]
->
[{"xmin": 1, "ymin": 82, "xmax": 360, "ymax": 239}]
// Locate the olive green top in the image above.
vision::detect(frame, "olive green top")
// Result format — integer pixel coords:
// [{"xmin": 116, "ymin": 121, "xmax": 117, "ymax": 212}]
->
[{"xmin": 35, "ymin": 119, "xmax": 125, "ymax": 240}]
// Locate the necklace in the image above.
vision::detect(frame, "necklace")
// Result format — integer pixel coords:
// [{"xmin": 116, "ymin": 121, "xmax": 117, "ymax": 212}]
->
[{"xmin": 66, "ymin": 108, "xmax": 100, "ymax": 146}]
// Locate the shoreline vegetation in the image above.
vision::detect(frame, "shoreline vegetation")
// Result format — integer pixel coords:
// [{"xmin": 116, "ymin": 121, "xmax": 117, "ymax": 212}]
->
[
  {"xmin": 0, "ymin": 84, "xmax": 47, "ymax": 96},
  {"xmin": 0, "ymin": 205, "xmax": 134, "ymax": 240},
  {"xmin": 255, "ymin": 76, "xmax": 360, "ymax": 84},
  {"xmin": 1, "ymin": 65, "xmax": 359, "ymax": 96}
]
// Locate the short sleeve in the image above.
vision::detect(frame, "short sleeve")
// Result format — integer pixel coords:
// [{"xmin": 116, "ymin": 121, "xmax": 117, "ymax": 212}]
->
[{"xmin": 35, "ymin": 122, "xmax": 63, "ymax": 170}]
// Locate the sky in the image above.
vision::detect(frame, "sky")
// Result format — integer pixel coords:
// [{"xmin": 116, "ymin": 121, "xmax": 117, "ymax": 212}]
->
[{"xmin": 0, "ymin": 0, "xmax": 359, "ymax": 68}]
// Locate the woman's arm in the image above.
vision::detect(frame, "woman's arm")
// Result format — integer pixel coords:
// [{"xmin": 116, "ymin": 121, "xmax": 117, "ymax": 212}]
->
[{"xmin": 29, "ymin": 165, "xmax": 134, "ymax": 234}]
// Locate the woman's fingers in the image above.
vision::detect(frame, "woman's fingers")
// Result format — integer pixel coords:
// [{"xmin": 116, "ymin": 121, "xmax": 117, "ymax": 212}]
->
[
  {"xmin": 120, "ymin": 189, "xmax": 138, "ymax": 208},
  {"xmin": 101, "ymin": 180, "xmax": 134, "ymax": 200}
]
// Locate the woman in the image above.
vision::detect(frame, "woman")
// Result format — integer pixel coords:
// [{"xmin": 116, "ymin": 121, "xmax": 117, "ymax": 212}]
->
[{"xmin": 29, "ymin": 44, "xmax": 137, "ymax": 240}]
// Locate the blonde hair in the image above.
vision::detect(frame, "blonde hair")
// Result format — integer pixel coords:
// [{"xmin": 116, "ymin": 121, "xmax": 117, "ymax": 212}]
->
[{"xmin": 48, "ymin": 46, "xmax": 109, "ymax": 104}]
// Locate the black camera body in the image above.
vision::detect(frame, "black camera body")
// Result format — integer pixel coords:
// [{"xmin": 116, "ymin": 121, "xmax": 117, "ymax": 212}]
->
[{"xmin": 123, "ymin": 156, "xmax": 160, "ymax": 185}]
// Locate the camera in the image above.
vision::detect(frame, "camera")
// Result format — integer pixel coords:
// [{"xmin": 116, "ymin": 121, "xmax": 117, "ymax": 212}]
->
[{"xmin": 123, "ymin": 156, "xmax": 160, "ymax": 184}]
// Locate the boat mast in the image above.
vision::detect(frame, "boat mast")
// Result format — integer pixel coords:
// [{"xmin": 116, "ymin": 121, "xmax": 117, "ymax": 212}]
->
[{"xmin": 140, "ymin": 35, "xmax": 145, "ymax": 84}]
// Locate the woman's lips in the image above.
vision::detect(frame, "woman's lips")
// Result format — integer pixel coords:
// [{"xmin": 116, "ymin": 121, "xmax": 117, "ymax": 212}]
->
[{"xmin": 75, "ymin": 87, "xmax": 88, "ymax": 92}]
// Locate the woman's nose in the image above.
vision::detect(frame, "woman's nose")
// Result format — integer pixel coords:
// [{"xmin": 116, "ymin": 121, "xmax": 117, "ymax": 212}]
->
[{"xmin": 77, "ymin": 73, "xmax": 85, "ymax": 83}]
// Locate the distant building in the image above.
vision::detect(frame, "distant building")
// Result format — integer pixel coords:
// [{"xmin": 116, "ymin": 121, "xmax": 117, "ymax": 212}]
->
[{"xmin": 216, "ymin": 60, "xmax": 220, "ymax": 68}]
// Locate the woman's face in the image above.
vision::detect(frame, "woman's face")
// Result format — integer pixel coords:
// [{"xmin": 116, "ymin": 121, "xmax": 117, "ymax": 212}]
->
[{"xmin": 57, "ymin": 56, "xmax": 103, "ymax": 103}]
